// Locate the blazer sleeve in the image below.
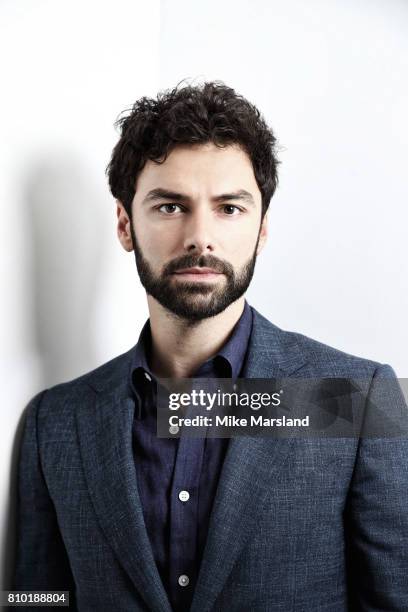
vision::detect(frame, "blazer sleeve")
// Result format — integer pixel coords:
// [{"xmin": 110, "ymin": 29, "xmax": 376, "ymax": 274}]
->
[
  {"xmin": 13, "ymin": 391, "xmax": 77, "ymax": 611},
  {"xmin": 345, "ymin": 364, "xmax": 408, "ymax": 611}
]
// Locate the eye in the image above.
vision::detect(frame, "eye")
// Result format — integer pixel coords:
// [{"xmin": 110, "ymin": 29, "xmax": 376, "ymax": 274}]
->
[
  {"xmin": 157, "ymin": 203, "xmax": 184, "ymax": 214},
  {"xmin": 222, "ymin": 204, "xmax": 242, "ymax": 215}
]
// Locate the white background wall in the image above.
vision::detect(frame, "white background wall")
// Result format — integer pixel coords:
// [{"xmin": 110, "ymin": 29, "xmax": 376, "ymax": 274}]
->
[
  {"xmin": 159, "ymin": 0, "xmax": 408, "ymax": 375},
  {"xmin": 1, "ymin": 0, "xmax": 407, "ymax": 589}
]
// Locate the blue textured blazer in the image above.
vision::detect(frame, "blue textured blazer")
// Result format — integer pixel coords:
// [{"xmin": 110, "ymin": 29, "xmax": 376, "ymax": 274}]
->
[{"xmin": 14, "ymin": 307, "xmax": 408, "ymax": 611}]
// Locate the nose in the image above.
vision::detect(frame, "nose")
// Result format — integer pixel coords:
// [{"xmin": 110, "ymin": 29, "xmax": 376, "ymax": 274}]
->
[{"xmin": 182, "ymin": 208, "xmax": 215, "ymax": 253}]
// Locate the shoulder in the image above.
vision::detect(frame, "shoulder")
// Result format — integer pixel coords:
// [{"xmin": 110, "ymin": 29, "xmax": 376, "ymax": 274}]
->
[
  {"xmin": 25, "ymin": 345, "xmax": 136, "ymax": 425},
  {"xmin": 250, "ymin": 307, "xmax": 391, "ymax": 378}
]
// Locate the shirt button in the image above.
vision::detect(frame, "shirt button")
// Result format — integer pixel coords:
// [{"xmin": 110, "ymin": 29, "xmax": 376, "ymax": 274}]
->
[
  {"xmin": 144, "ymin": 372, "xmax": 152, "ymax": 381},
  {"xmin": 178, "ymin": 490, "xmax": 190, "ymax": 502},
  {"xmin": 169, "ymin": 424, "xmax": 179, "ymax": 435},
  {"xmin": 178, "ymin": 574, "xmax": 190, "ymax": 587}
]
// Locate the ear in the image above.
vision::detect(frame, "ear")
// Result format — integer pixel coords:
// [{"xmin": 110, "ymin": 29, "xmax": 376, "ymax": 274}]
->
[
  {"xmin": 256, "ymin": 212, "xmax": 268, "ymax": 255},
  {"xmin": 116, "ymin": 201, "xmax": 134, "ymax": 252}
]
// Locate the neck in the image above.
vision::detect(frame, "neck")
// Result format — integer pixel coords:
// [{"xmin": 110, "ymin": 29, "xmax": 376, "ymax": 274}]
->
[{"xmin": 146, "ymin": 296, "xmax": 246, "ymax": 378}]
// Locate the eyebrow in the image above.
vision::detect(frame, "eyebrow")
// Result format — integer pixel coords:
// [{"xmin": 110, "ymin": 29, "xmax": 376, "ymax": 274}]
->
[{"xmin": 142, "ymin": 188, "xmax": 255, "ymax": 206}]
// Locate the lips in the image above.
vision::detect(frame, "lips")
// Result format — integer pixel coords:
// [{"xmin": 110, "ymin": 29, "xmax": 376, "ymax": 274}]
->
[{"xmin": 173, "ymin": 267, "xmax": 222, "ymax": 275}]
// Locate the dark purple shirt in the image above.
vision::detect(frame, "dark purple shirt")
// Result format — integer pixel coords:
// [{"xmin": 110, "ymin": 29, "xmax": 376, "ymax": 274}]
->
[{"xmin": 130, "ymin": 301, "xmax": 253, "ymax": 612}]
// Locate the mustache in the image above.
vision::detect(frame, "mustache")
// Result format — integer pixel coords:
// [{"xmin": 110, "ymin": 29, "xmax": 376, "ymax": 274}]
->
[{"xmin": 163, "ymin": 254, "xmax": 234, "ymax": 277}]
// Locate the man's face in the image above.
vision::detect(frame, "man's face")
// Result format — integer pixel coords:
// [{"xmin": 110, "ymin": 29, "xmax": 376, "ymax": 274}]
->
[{"xmin": 117, "ymin": 142, "xmax": 268, "ymax": 321}]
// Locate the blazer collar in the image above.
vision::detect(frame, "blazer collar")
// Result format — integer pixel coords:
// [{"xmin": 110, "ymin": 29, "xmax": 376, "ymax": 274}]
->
[{"xmin": 243, "ymin": 306, "xmax": 308, "ymax": 378}]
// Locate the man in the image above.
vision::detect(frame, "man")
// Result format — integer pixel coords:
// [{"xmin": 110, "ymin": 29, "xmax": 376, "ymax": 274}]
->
[{"xmin": 14, "ymin": 82, "xmax": 408, "ymax": 611}]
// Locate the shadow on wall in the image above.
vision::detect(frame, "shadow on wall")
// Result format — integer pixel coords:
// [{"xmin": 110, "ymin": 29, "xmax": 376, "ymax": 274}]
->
[
  {"xmin": 26, "ymin": 154, "xmax": 105, "ymax": 387},
  {"xmin": 3, "ymin": 153, "xmax": 106, "ymax": 590}
]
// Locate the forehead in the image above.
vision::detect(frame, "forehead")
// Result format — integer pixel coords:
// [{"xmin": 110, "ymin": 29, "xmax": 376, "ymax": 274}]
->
[{"xmin": 135, "ymin": 142, "xmax": 260, "ymax": 197}]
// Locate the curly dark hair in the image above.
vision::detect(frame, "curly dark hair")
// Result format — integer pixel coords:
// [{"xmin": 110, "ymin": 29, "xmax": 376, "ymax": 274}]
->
[{"xmin": 107, "ymin": 81, "xmax": 279, "ymax": 218}]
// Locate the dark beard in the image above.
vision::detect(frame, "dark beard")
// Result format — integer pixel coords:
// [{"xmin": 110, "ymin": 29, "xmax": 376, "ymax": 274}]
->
[{"xmin": 130, "ymin": 225, "xmax": 259, "ymax": 322}]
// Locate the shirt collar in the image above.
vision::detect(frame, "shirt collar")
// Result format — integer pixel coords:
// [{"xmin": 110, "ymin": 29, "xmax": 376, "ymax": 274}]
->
[{"xmin": 129, "ymin": 300, "xmax": 253, "ymax": 396}]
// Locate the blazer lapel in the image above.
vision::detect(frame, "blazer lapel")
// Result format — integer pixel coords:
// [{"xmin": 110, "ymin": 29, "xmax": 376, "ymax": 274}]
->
[
  {"xmin": 190, "ymin": 307, "xmax": 308, "ymax": 612},
  {"xmin": 76, "ymin": 360, "xmax": 172, "ymax": 612}
]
